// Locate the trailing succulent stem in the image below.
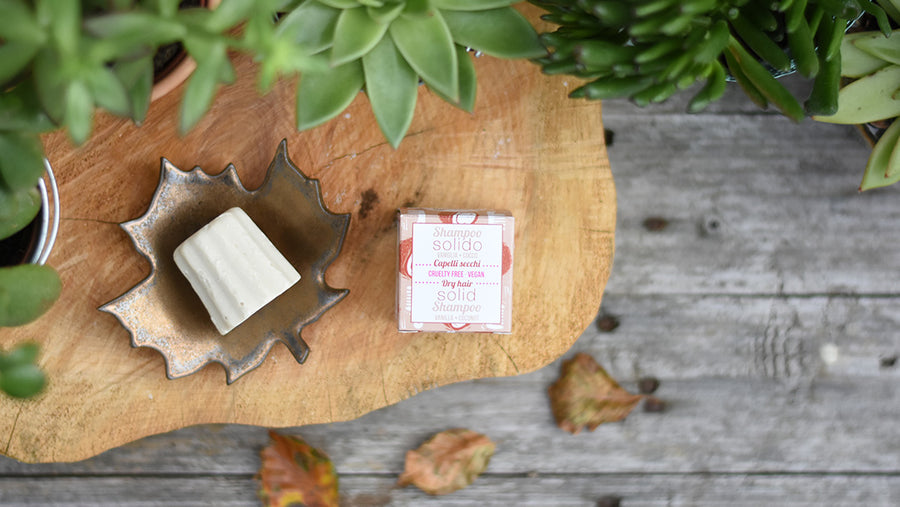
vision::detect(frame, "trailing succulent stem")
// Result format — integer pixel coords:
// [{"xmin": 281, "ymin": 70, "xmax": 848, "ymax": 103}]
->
[
  {"xmin": 814, "ymin": 0, "xmax": 900, "ymax": 190},
  {"xmin": 530, "ymin": 0, "xmax": 885, "ymax": 118}
]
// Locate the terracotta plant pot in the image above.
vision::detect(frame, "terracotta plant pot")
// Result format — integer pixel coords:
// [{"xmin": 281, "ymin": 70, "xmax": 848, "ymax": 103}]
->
[{"xmin": 149, "ymin": 0, "xmax": 221, "ymax": 102}]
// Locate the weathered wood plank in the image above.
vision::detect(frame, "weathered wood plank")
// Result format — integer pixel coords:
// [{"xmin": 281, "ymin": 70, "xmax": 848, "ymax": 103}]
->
[
  {"xmin": 1, "ymin": 374, "xmax": 896, "ymax": 475},
  {"xmin": 0, "ymin": 476, "xmax": 258, "ymax": 506},
  {"xmin": 0, "ymin": 474, "xmax": 897, "ymax": 506},
  {"xmin": 1, "ymin": 295, "xmax": 897, "ymax": 477},
  {"xmin": 602, "ymin": 108, "xmax": 897, "ymax": 296},
  {"xmin": 586, "ymin": 295, "xmax": 900, "ymax": 381}
]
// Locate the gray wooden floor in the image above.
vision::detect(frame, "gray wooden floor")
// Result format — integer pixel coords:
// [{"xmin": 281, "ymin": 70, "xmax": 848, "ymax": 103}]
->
[{"xmin": 2, "ymin": 79, "xmax": 899, "ymax": 506}]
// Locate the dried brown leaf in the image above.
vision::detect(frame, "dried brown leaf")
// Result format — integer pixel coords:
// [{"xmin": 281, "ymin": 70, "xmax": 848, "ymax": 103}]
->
[
  {"xmin": 257, "ymin": 431, "xmax": 339, "ymax": 507},
  {"xmin": 548, "ymin": 353, "xmax": 644, "ymax": 433},
  {"xmin": 397, "ymin": 428, "xmax": 495, "ymax": 495}
]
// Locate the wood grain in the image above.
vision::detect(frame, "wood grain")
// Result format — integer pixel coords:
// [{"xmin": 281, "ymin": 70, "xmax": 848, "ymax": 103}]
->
[
  {"xmin": 0, "ymin": 47, "xmax": 613, "ymax": 462},
  {"xmin": 603, "ymin": 85, "xmax": 900, "ymax": 296},
  {"xmin": 0, "ymin": 474, "xmax": 897, "ymax": 506},
  {"xmin": 3, "ymin": 375, "xmax": 897, "ymax": 475}
]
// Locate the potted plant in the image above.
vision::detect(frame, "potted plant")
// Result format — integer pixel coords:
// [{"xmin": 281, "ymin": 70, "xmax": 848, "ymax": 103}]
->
[
  {"xmin": 529, "ymin": 0, "xmax": 886, "ymax": 118},
  {"xmin": 812, "ymin": 1, "xmax": 900, "ymax": 190},
  {"xmin": 282, "ymin": 0, "xmax": 546, "ymax": 147}
]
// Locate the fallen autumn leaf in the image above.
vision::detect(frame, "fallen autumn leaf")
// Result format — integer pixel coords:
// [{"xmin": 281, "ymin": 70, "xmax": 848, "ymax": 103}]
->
[
  {"xmin": 257, "ymin": 431, "xmax": 339, "ymax": 507},
  {"xmin": 548, "ymin": 352, "xmax": 644, "ymax": 433},
  {"xmin": 397, "ymin": 428, "xmax": 495, "ymax": 495}
]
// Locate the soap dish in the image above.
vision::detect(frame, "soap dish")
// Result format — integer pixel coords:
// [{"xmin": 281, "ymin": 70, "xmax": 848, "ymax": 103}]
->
[{"xmin": 101, "ymin": 140, "xmax": 350, "ymax": 383}]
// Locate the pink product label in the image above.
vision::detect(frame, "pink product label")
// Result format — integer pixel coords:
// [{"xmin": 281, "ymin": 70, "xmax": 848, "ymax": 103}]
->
[{"xmin": 410, "ymin": 223, "xmax": 503, "ymax": 325}]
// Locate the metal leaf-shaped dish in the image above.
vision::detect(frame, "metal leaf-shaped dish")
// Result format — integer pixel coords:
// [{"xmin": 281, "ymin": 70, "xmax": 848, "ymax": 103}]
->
[{"xmin": 101, "ymin": 140, "xmax": 350, "ymax": 383}]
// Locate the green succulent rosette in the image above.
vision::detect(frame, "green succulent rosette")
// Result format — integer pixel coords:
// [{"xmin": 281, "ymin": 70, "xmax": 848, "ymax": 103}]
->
[
  {"xmin": 813, "ymin": 0, "xmax": 900, "ymax": 190},
  {"xmin": 285, "ymin": 0, "xmax": 546, "ymax": 147}
]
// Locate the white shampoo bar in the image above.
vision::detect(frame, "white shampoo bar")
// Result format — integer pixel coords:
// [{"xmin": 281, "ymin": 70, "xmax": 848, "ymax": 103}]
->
[{"xmin": 173, "ymin": 207, "xmax": 300, "ymax": 335}]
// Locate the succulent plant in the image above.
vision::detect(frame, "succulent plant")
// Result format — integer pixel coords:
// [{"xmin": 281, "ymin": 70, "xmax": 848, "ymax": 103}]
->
[
  {"xmin": 530, "ymin": 0, "xmax": 887, "ymax": 119},
  {"xmin": 812, "ymin": 0, "xmax": 900, "ymax": 190},
  {"xmin": 285, "ymin": 0, "xmax": 546, "ymax": 147}
]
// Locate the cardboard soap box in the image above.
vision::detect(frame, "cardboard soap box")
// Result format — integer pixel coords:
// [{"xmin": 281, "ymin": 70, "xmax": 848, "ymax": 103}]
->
[{"xmin": 397, "ymin": 208, "xmax": 514, "ymax": 333}]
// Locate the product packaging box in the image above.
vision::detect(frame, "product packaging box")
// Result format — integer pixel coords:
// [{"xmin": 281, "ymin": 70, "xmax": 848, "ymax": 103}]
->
[{"xmin": 397, "ymin": 208, "xmax": 514, "ymax": 333}]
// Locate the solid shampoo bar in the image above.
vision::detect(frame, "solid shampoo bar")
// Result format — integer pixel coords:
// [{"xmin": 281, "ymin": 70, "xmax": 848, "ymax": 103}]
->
[
  {"xmin": 174, "ymin": 207, "xmax": 300, "ymax": 335},
  {"xmin": 397, "ymin": 208, "xmax": 514, "ymax": 333}
]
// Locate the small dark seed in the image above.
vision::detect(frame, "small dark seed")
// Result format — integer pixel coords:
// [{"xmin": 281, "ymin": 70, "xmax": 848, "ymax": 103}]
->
[
  {"xmin": 604, "ymin": 128, "xmax": 615, "ymax": 147},
  {"xmin": 637, "ymin": 376, "xmax": 660, "ymax": 394},
  {"xmin": 596, "ymin": 495, "xmax": 622, "ymax": 507},
  {"xmin": 642, "ymin": 216, "xmax": 668, "ymax": 231},
  {"xmin": 643, "ymin": 396, "xmax": 666, "ymax": 413},
  {"xmin": 880, "ymin": 355, "xmax": 897, "ymax": 368},
  {"xmin": 596, "ymin": 314, "xmax": 620, "ymax": 332}
]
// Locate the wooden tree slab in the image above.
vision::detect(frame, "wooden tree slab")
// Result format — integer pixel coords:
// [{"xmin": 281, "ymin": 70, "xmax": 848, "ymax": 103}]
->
[{"xmin": 1, "ymin": 43, "xmax": 613, "ymax": 462}]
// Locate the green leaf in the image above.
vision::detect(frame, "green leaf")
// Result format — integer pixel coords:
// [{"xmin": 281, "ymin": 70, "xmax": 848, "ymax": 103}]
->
[
  {"xmin": 432, "ymin": 0, "xmax": 516, "ymax": 10},
  {"xmin": 0, "ymin": 187, "xmax": 41, "ymax": 240},
  {"xmin": 276, "ymin": 1, "xmax": 340, "ymax": 54},
  {"xmin": 317, "ymin": 0, "xmax": 361, "ymax": 7},
  {"xmin": 367, "ymin": 2, "xmax": 405, "ymax": 23},
  {"xmin": 42, "ymin": 0, "xmax": 81, "ymax": 53},
  {"xmin": 390, "ymin": 10, "xmax": 459, "ymax": 101},
  {"xmin": 0, "ymin": 84, "xmax": 55, "ymax": 133},
  {"xmin": 430, "ymin": 45, "xmax": 476, "ymax": 112},
  {"xmin": 726, "ymin": 37, "xmax": 804, "ymax": 122},
  {"xmin": 86, "ymin": 66, "xmax": 131, "ymax": 118},
  {"xmin": 148, "ymin": 0, "xmax": 182, "ymax": 17},
  {"xmin": 331, "ymin": 7, "xmax": 390, "ymax": 66},
  {"xmin": 403, "ymin": 0, "xmax": 431, "ymax": 16},
  {"xmin": 362, "ymin": 35, "xmax": 418, "ymax": 147},
  {"xmin": 879, "ymin": 0, "xmax": 900, "ymax": 24},
  {"xmin": 257, "ymin": 34, "xmax": 329, "ymax": 91},
  {"xmin": 443, "ymin": 8, "xmax": 545, "ymax": 59},
  {"xmin": 64, "ymin": 80, "xmax": 94, "ymax": 145},
  {"xmin": 815, "ymin": 65, "xmax": 900, "ymax": 124},
  {"xmin": 842, "ymin": 32, "xmax": 891, "ymax": 77},
  {"xmin": 688, "ymin": 61, "xmax": 727, "ymax": 113},
  {"xmin": 0, "ymin": 0, "xmax": 44, "ymax": 44},
  {"xmin": 862, "ymin": 0, "xmax": 892, "ymax": 37},
  {"xmin": 0, "ymin": 364, "xmax": 46, "ymax": 398},
  {"xmin": 33, "ymin": 48, "xmax": 66, "ymax": 122},
  {"xmin": 204, "ymin": 0, "xmax": 256, "ymax": 32},
  {"xmin": 0, "ymin": 42, "xmax": 40, "ymax": 86},
  {"xmin": 853, "ymin": 30, "xmax": 900, "ymax": 66},
  {"xmin": 0, "ymin": 264, "xmax": 61, "ymax": 327},
  {"xmin": 114, "ymin": 55, "xmax": 154, "ymax": 124},
  {"xmin": 886, "ymin": 122, "xmax": 900, "ymax": 180},
  {"xmin": 860, "ymin": 118, "xmax": 900, "ymax": 190},
  {"xmin": 296, "ymin": 61, "xmax": 364, "ymax": 130},
  {"xmin": 174, "ymin": 7, "xmax": 215, "ymax": 31},
  {"xmin": 0, "ymin": 131, "xmax": 45, "ymax": 193},
  {"xmin": 0, "ymin": 342, "xmax": 40, "ymax": 371},
  {"xmin": 180, "ymin": 39, "xmax": 229, "ymax": 134},
  {"xmin": 84, "ymin": 13, "xmax": 186, "ymax": 55}
]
